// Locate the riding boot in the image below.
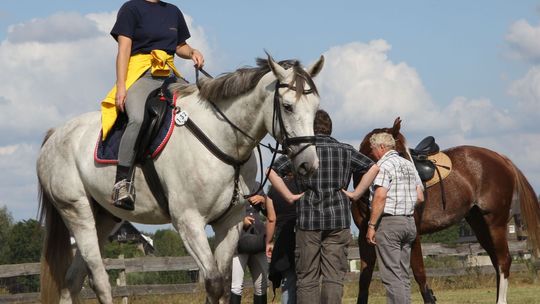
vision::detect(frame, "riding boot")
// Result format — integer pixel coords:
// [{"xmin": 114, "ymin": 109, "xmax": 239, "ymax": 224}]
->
[
  {"xmin": 112, "ymin": 165, "xmax": 135, "ymax": 211},
  {"xmin": 253, "ymin": 294, "xmax": 267, "ymax": 304},
  {"xmin": 229, "ymin": 293, "xmax": 241, "ymax": 304}
]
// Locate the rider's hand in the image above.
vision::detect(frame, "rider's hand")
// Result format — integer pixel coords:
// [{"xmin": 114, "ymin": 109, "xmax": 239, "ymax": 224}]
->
[
  {"xmin": 115, "ymin": 86, "xmax": 127, "ymax": 112},
  {"xmin": 191, "ymin": 49, "xmax": 204, "ymax": 68}
]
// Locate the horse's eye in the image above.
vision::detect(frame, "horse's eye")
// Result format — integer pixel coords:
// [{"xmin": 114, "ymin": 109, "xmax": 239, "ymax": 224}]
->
[{"xmin": 283, "ymin": 103, "xmax": 293, "ymax": 113}]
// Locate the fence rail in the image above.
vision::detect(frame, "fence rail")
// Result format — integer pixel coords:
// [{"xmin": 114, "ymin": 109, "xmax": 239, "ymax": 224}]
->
[{"xmin": 0, "ymin": 240, "xmax": 537, "ymax": 303}]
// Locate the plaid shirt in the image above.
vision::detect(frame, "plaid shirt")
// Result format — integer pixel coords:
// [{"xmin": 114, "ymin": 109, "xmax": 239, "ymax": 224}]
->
[
  {"xmin": 372, "ymin": 150, "xmax": 423, "ymax": 216},
  {"xmin": 272, "ymin": 135, "xmax": 374, "ymax": 230}
]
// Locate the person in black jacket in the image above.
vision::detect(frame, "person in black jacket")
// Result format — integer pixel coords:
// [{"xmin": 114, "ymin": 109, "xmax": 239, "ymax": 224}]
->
[{"xmin": 267, "ymin": 173, "xmax": 298, "ymax": 304}]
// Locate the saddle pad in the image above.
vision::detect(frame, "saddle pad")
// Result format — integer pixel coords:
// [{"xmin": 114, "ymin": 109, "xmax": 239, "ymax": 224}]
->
[
  {"xmin": 94, "ymin": 107, "xmax": 176, "ymax": 164},
  {"xmin": 425, "ymin": 152, "xmax": 452, "ymax": 188}
]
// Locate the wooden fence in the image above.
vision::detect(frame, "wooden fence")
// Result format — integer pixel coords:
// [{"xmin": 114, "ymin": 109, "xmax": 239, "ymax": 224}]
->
[{"xmin": 0, "ymin": 240, "xmax": 538, "ymax": 303}]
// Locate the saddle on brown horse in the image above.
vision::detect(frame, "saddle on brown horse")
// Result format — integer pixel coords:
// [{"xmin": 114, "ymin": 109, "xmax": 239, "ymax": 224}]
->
[{"xmin": 410, "ymin": 136, "xmax": 452, "ymax": 188}]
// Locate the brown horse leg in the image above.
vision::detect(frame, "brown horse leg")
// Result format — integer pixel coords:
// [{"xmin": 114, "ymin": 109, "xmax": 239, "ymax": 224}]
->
[
  {"xmin": 410, "ymin": 236, "xmax": 437, "ymax": 303},
  {"xmin": 465, "ymin": 208, "xmax": 512, "ymax": 304},
  {"xmin": 357, "ymin": 230, "xmax": 377, "ymax": 304}
]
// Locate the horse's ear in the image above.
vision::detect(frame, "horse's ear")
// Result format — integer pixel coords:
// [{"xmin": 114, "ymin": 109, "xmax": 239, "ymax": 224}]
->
[
  {"xmin": 266, "ymin": 52, "xmax": 288, "ymax": 82},
  {"xmin": 307, "ymin": 55, "xmax": 325, "ymax": 78},
  {"xmin": 391, "ymin": 117, "xmax": 402, "ymax": 137}
]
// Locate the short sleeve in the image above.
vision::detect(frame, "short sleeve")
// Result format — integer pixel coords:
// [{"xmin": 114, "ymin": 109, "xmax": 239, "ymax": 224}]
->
[
  {"xmin": 351, "ymin": 148, "xmax": 374, "ymax": 174},
  {"xmin": 111, "ymin": 3, "xmax": 138, "ymax": 40},
  {"xmin": 176, "ymin": 9, "xmax": 191, "ymax": 44},
  {"xmin": 373, "ymin": 166, "xmax": 391, "ymax": 190}
]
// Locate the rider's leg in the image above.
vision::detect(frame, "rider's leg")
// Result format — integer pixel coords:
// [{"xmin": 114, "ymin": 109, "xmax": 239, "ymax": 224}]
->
[{"xmin": 113, "ymin": 70, "xmax": 164, "ymax": 210}]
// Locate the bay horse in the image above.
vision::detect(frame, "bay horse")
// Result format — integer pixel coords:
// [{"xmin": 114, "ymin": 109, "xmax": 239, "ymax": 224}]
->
[
  {"xmin": 37, "ymin": 54, "xmax": 325, "ymax": 304},
  {"xmin": 352, "ymin": 118, "xmax": 540, "ymax": 304}
]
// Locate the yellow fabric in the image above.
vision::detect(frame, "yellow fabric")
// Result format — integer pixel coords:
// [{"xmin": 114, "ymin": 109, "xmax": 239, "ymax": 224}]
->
[{"xmin": 101, "ymin": 50, "xmax": 181, "ymax": 140}]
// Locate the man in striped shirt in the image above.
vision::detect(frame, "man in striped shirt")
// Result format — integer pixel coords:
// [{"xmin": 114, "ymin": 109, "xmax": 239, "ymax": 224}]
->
[
  {"xmin": 366, "ymin": 132, "xmax": 424, "ymax": 304},
  {"xmin": 268, "ymin": 110, "xmax": 379, "ymax": 304}
]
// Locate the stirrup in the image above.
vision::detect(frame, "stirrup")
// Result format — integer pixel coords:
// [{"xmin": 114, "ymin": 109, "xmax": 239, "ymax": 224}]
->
[{"xmin": 112, "ymin": 179, "xmax": 136, "ymax": 211}]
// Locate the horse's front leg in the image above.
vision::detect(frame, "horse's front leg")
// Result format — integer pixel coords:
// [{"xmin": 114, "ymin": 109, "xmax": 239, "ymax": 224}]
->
[
  {"xmin": 352, "ymin": 199, "xmax": 376, "ymax": 304},
  {"xmin": 211, "ymin": 206, "xmax": 244, "ymax": 304},
  {"xmin": 357, "ymin": 226, "xmax": 377, "ymax": 304},
  {"xmin": 171, "ymin": 209, "xmax": 223, "ymax": 304},
  {"xmin": 411, "ymin": 236, "xmax": 437, "ymax": 303}
]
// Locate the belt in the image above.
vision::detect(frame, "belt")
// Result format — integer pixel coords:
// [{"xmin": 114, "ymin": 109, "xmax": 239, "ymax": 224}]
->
[{"xmin": 381, "ymin": 213, "xmax": 413, "ymax": 218}]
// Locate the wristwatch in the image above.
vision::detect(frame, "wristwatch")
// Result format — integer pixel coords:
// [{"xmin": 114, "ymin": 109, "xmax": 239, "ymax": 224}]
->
[{"xmin": 367, "ymin": 221, "xmax": 376, "ymax": 229}]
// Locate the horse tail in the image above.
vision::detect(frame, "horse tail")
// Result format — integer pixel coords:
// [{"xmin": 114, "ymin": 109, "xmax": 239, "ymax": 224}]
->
[
  {"xmin": 38, "ymin": 128, "xmax": 72, "ymax": 303},
  {"xmin": 509, "ymin": 161, "xmax": 540, "ymax": 256}
]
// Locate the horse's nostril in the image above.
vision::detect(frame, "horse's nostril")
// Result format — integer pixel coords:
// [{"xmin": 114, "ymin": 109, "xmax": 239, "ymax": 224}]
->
[{"xmin": 297, "ymin": 162, "xmax": 310, "ymax": 176}]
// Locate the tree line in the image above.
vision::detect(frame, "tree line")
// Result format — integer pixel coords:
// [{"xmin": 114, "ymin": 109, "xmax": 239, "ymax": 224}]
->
[{"xmin": 0, "ymin": 206, "xmax": 203, "ymax": 294}]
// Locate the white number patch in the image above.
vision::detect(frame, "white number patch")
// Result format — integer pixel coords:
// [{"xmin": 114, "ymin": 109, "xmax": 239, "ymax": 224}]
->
[{"xmin": 175, "ymin": 110, "xmax": 189, "ymax": 126}]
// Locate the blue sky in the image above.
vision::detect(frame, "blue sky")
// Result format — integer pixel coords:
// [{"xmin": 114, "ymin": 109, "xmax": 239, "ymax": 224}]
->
[{"xmin": 1, "ymin": 1, "xmax": 540, "ymax": 233}]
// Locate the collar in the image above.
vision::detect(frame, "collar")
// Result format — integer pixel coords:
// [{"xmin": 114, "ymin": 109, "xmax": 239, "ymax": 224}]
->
[{"xmin": 377, "ymin": 150, "xmax": 398, "ymax": 165}]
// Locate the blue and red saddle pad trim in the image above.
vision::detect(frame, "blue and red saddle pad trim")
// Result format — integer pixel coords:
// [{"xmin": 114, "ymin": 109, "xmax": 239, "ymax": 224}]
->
[{"xmin": 94, "ymin": 97, "xmax": 177, "ymax": 164}]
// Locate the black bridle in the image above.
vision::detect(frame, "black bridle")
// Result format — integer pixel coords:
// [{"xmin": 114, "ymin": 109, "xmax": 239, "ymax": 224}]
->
[{"xmin": 190, "ymin": 67, "xmax": 317, "ymax": 204}]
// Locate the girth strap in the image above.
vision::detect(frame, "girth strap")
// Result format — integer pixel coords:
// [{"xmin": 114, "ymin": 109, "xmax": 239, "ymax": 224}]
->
[{"xmin": 141, "ymin": 160, "xmax": 170, "ymax": 216}]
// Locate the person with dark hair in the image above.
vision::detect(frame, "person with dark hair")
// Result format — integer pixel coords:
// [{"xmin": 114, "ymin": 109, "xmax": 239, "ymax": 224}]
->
[
  {"xmin": 268, "ymin": 109, "xmax": 379, "ymax": 304},
  {"xmin": 102, "ymin": 0, "xmax": 204, "ymax": 210}
]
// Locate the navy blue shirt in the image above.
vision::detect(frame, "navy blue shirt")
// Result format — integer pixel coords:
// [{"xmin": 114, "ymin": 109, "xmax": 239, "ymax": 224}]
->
[{"xmin": 111, "ymin": 0, "xmax": 191, "ymax": 55}]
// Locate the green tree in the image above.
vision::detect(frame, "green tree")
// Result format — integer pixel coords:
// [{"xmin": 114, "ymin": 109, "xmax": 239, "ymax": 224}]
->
[
  {"xmin": 1, "ymin": 219, "xmax": 43, "ymax": 293},
  {"xmin": 102, "ymin": 242, "xmax": 143, "ymax": 259},
  {"xmin": 0, "ymin": 206, "xmax": 14, "ymax": 264},
  {"xmin": 421, "ymin": 223, "xmax": 460, "ymax": 244},
  {"xmin": 153, "ymin": 229, "xmax": 188, "ymax": 257}
]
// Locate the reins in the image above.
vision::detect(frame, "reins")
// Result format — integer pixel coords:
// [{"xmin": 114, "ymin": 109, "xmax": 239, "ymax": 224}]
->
[{"xmin": 192, "ymin": 67, "xmax": 317, "ymax": 202}]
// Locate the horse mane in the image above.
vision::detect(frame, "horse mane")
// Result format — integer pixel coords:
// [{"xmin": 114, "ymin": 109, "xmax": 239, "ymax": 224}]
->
[{"xmin": 171, "ymin": 58, "xmax": 319, "ymax": 101}]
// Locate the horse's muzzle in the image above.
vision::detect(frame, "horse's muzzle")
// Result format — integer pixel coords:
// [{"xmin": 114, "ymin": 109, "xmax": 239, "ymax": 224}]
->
[{"xmin": 296, "ymin": 159, "xmax": 319, "ymax": 177}]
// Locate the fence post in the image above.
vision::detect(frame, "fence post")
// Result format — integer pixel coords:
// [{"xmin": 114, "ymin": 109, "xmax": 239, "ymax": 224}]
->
[{"xmin": 116, "ymin": 254, "xmax": 128, "ymax": 304}]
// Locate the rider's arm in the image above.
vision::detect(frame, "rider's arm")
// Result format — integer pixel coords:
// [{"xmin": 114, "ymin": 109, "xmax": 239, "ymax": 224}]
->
[
  {"xmin": 175, "ymin": 42, "xmax": 204, "ymax": 68},
  {"xmin": 115, "ymin": 35, "xmax": 132, "ymax": 112}
]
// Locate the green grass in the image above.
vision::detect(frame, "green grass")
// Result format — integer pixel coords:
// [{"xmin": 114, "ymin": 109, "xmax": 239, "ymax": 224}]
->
[{"xmin": 93, "ymin": 271, "xmax": 540, "ymax": 304}]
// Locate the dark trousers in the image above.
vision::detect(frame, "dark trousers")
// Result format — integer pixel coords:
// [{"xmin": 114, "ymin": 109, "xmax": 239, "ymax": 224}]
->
[
  {"xmin": 375, "ymin": 216, "xmax": 417, "ymax": 304},
  {"xmin": 295, "ymin": 228, "xmax": 351, "ymax": 304}
]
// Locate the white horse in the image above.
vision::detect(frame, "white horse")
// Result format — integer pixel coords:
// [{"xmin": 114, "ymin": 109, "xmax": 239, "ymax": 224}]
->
[{"xmin": 37, "ymin": 54, "xmax": 324, "ymax": 304}]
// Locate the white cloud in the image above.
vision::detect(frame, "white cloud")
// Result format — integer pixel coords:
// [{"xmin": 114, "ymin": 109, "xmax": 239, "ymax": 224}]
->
[
  {"xmin": 508, "ymin": 65, "xmax": 540, "ymax": 113},
  {"xmin": 0, "ymin": 11, "xmax": 214, "ymax": 143},
  {"xmin": 505, "ymin": 19, "xmax": 540, "ymax": 62},
  {"xmin": 316, "ymin": 40, "xmax": 437, "ymax": 134},
  {"xmin": 0, "ymin": 11, "xmax": 216, "ymax": 221},
  {"xmin": 315, "ymin": 40, "xmax": 515, "ymax": 137},
  {"xmin": 7, "ymin": 12, "xmax": 103, "ymax": 44},
  {"xmin": 443, "ymin": 96, "xmax": 515, "ymax": 136},
  {"xmin": 0, "ymin": 144, "xmax": 18, "ymax": 155},
  {"xmin": 0, "ymin": 143, "xmax": 39, "ymax": 221}
]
